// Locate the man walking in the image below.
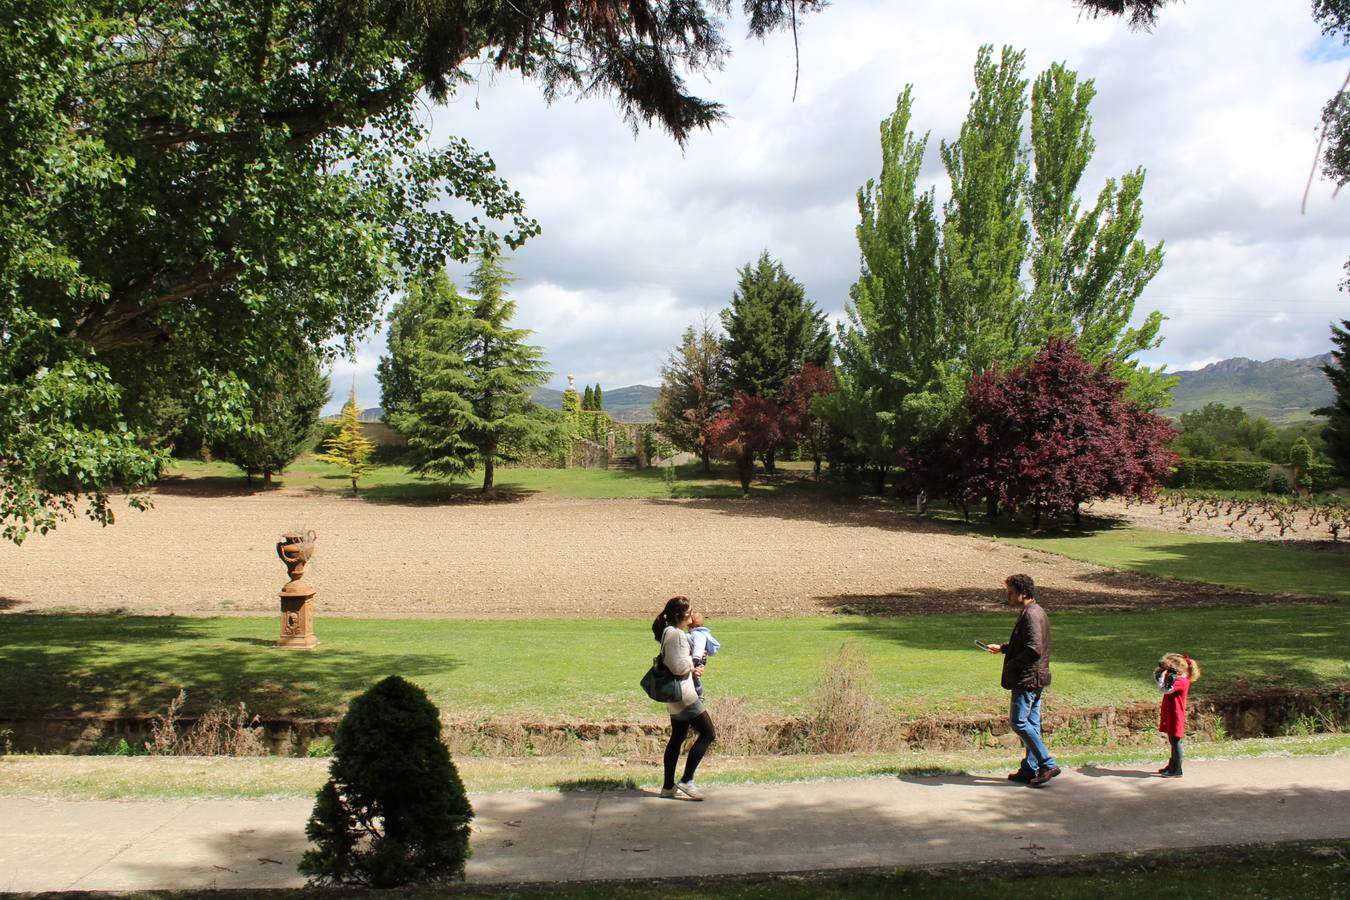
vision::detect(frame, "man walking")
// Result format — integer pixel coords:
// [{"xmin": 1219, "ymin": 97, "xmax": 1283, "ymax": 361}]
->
[{"xmin": 986, "ymin": 573, "xmax": 1061, "ymax": 787}]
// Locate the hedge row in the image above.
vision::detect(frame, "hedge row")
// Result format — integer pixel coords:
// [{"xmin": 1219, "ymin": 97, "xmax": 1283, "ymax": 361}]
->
[{"xmin": 1166, "ymin": 458, "xmax": 1344, "ymax": 492}]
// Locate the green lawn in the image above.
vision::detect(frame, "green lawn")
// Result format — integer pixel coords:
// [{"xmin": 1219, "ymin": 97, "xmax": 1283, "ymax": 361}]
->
[
  {"xmin": 981, "ymin": 521, "xmax": 1350, "ymax": 600},
  {"xmin": 3, "ymin": 608, "xmax": 1345, "ymax": 721},
  {"xmin": 162, "ymin": 457, "xmax": 847, "ymax": 501}
]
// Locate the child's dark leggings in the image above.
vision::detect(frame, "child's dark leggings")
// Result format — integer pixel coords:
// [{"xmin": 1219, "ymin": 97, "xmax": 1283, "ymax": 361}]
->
[
  {"xmin": 664, "ymin": 712, "xmax": 716, "ymax": 789},
  {"xmin": 1168, "ymin": 735, "xmax": 1184, "ymax": 773}
]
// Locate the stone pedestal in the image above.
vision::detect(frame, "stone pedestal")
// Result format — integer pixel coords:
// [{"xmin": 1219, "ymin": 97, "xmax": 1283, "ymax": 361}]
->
[
  {"xmin": 277, "ymin": 584, "xmax": 317, "ymax": 649},
  {"xmin": 275, "ymin": 530, "xmax": 318, "ymax": 649}
]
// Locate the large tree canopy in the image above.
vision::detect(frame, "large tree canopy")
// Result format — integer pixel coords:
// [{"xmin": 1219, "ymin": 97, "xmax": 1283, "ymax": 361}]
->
[{"xmin": 0, "ymin": 0, "xmax": 823, "ymax": 541}]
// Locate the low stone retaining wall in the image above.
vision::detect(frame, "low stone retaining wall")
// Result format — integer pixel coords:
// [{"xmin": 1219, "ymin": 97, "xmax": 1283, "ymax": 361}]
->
[{"xmin": 3, "ymin": 690, "xmax": 1344, "ymax": 757}]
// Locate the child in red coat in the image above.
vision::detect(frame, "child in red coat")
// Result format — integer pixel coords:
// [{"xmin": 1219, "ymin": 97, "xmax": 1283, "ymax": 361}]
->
[{"xmin": 1155, "ymin": 652, "xmax": 1201, "ymax": 778}]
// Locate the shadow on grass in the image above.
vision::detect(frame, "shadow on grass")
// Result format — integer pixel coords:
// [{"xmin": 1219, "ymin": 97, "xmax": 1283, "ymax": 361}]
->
[
  {"xmin": 302, "ymin": 481, "xmax": 539, "ymax": 506},
  {"xmin": 0, "ymin": 614, "xmax": 461, "ymax": 719},
  {"xmin": 151, "ymin": 475, "xmax": 269, "ymax": 497}
]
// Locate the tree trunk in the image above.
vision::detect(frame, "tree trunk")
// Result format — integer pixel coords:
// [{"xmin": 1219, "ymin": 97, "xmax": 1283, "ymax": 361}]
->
[
  {"xmin": 1072, "ymin": 499, "xmax": 1081, "ymax": 525},
  {"xmin": 244, "ymin": 470, "xmax": 253, "ymax": 486},
  {"xmin": 350, "ymin": 475, "xmax": 358, "ymax": 494},
  {"xmin": 762, "ymin": 449, "xmax": 776, "ymax": 474},
  {"xmin": 986, "ymin": 495, "xmax": 999, "ymax": 518},
  {"xmin": 872, "ymin": 465, "xmax": 888, "ymax": 495},
  {"xmin": 483, "ymin": 456, "xmax": 496, "ymax": 494},
  {"xmin": 813, "ymin": 454, "xmax": 822, "ymax": 479},
  {"xmin": 701, "ymin": 448, "xmax": 711, "ymax": 473},
  {"xmin": 263, "ymin": 470, "xmax": 273, "ymax": 489},
  {"xmin": 738, "ymin": 451, "xmax": 753, "ymax": 495},
  {"xmin": 1033, "ymin": 502, "xmax": 1042, "ymax": 529}
]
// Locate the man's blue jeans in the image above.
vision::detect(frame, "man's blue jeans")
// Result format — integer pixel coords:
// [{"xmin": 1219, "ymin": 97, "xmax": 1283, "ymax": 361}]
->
[{"xmin": 1009, "ymin": 688, "xmax": 1057, "ymax": 775}]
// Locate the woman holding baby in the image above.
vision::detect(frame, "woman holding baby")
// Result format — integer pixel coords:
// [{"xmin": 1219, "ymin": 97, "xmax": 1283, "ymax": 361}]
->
[{"xmin": 650, "ymin": 596, "xmax": 717, "ymax": 800}]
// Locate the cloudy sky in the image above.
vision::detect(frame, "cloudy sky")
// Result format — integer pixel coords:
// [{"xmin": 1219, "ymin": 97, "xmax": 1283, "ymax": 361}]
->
[{"xmin": 328, "ymin": 0, "xmax": 1350, "ymax": 413}]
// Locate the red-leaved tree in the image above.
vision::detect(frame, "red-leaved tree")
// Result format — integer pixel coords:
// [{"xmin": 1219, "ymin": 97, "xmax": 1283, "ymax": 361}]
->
[
  {"xmin": 706, "ymin": 393, "xmax": 785, "ymax": 495},
  {"xmin": 933, "ymin": 338, "xmax": 1176, "ymax": 525},
  {"xmin": 781, "ymin": 364, "xmax": 839, "ymax": 477}
]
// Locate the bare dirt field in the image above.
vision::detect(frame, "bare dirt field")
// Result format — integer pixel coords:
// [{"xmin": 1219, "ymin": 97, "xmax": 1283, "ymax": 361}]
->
[{"xmin": 0, "ymin": 489, "xmax": 1283, "ymax": 619}]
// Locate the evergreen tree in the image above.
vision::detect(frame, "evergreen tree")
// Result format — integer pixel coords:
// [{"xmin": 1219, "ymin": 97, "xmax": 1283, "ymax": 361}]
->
[
  {"xmin": 215, "ymin": 346, "xmax": 330, "ymax": 488},
  {"xmin": 720, "ymin": 251, "xmax": 830, "ymax": 471},
  {"xmin": 654, "ymin": 316, "xmax": 728, "ymax": 472},
  {"xmin": 594, "ymin": 384, "xmax": 604, "ymax": 410},
  {"xmin": 1316, "ymin": 319, "xmax": 1350, "ymax": 480},
  {"xmin": 583, "ymin": 385, "xmax": 595, "ymax": 411},
  {"xmin": 721, "ymin": 251, "xmax": 831, "ymax": 398},
  {"xmin": 300, "ymin": 676, "xmax": 473, "ymax": 886},
  {"xmin": 378, "ymin": 273, "xmax": 463, "ymax": 419},
  {"xmin": 318, "ymin": 388, "xmax": 376, "ymax": 493},
  {"xmin": 390, "ymin": 253, "xmax": 550, "ymax": 493}
]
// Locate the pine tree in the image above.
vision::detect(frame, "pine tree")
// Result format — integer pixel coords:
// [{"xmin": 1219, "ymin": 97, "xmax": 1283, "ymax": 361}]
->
[
  {"xmin": 720, "ymin": 251, "xmax": 830, "ymax": 472},
  {"xmin": 318, "ymin": 388, "xmax": 376, "ymax": 493},
  {"xmin": 1316, "ymin": 319, "xmax": 1350, "ymax": 480},
  {"xmin": 215, "ymin": 346, "xmax": 330, "ymax": 488},
  {"xmin": 378, "ymin": 272, "xmax": 463, "ymax": 419},
  {"xmin": 654, "ymin": 316, "xmax": 728, "ymax": 472},
  {"xmin": 721, "ymin": 251, "xmax": 831, "ymax": 399},
  {"xmin": 390, "ymin": 252, "xmax": 550, "ymax": 493}
]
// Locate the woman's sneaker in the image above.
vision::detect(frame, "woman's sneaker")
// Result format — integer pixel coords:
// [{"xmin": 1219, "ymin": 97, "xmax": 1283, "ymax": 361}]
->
[
  {"xmin": 676, "ymin": 781, "xmax": 705, "ymax": 800},
  {"xmin": 659, "ymin": 787, "xmax": 678, "ymax": 798}
]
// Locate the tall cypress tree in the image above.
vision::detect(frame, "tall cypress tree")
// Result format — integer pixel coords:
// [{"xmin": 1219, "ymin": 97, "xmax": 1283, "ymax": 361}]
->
[
  {"xmin": 593, "ymin": 384, "xmax": 603, "ymax": 410},
  {"xmin": 1317, "ymin": 319, "xmax": 1350, "ymax": 480},
  {"xmin": 582, "ymin": 385, "xmax": 595, "ymax": 411},
  {"xmin": 390, "ymin": 252, "xmax": 550, "ymax": 494}
]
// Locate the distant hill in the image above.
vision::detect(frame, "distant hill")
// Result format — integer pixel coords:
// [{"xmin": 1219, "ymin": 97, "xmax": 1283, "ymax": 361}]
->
[
  {"xmin": 349, "ymin": 385, "xmax": 661, "ymax": 425},
  {"xmin": 1167, "ymin": 354, "xmax": 1334, "ymax": 424},
  {"xmin": 530, "ymin": 384, "xmax": 660, "ymax": 423}
]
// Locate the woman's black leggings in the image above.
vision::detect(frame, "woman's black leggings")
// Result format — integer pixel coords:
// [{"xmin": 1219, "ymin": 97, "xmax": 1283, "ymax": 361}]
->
[
  {"xmin": 1168, "ymin": 735, "xmax": 1184, "ymax": 773},
  {"xmin": 663, "ymin": 712, "xmax": 716, "ymax": 790}
]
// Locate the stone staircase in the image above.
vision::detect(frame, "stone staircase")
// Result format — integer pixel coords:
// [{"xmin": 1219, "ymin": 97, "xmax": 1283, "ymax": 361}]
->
[{"xmin": 608, "ymin": 455, "xmax": 639, "ymax": 471}]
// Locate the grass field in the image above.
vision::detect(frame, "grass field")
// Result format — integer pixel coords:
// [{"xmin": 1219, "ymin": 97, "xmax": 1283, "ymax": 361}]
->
[
  {"xmin": 163, "ymin": 457, "xmax": 844, "ymax": 500},
  {"xmin": 976, "ymin": 519, "xmax": 1350, "ymax": 600},
  {"xmin": 3, "ymin": 607, "xmax": 1345, "ymax": 721}
]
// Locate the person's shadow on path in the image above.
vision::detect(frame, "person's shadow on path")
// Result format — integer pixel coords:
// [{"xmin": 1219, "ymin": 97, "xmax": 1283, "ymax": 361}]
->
[{"xmin": 1076, "ymin": 766, "xmax": 1157, "ymax": 779}]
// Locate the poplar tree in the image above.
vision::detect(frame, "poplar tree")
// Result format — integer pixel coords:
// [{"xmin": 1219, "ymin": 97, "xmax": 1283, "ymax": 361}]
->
[
  {"xmin": 391, "ymin": 253, "xmax": 550, "ymax": 494},
  {"xmin": 318, "ymin": 388, "xmax": 376, "ymax": 494},
  {"xmin": 830, "ymin": 46, "xmax": 1169, "ymax": 492}
]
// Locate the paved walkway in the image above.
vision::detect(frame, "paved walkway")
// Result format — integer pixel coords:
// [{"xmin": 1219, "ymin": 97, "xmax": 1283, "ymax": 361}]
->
[{"xmin": 3, "ymin": 757, "xmax": 1348, "ymax": 892}]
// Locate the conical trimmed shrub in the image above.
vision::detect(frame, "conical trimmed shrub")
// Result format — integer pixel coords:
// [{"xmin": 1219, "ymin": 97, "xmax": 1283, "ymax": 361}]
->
[{"xmin": 300, "ymin": 676, "xmax": 472, "ymax": 886}]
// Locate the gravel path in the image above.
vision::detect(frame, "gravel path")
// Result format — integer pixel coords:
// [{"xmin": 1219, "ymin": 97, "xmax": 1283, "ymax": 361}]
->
[{"xmin": 0, "ymin": 490, "xmax": 1275, "ymax": 619}]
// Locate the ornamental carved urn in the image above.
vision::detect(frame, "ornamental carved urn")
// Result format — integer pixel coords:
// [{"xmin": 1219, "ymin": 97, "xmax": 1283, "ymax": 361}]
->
[{"xmin": 275, "ymin": 529, "xmax": 318, "ymax": 649}]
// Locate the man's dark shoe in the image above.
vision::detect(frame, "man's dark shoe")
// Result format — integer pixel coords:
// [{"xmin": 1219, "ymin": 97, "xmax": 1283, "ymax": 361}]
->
[
  {"xmin": 1029, "ymin": 766, "xmax": 1062, "ymax": 786},
  {"xmin": 1157, "ymin": 766, "xmax": 1174, "ymax": 775},
  {"xmin": 1007, "ymin": 770, "xmax": 1035, "ymax": 783},
  {"xmin": 1160, "ymin": 770, "xmax": 1183, "ymax": 778}
]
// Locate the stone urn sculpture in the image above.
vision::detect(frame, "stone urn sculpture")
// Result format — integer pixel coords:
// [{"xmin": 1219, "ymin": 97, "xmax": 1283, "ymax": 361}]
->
[{"xmin": 275, "ymin": 529, "xmax": 318, "ymax": 649}]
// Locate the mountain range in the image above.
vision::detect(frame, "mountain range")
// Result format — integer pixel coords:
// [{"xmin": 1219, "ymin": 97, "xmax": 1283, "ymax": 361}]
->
[
  {"xmin": 347, "ymin": 356, "xmax": 1336, "ymax": 428},
  {"xmin": 1166, "ymin": 353, "xmax": 1334, "ymax": 424}
]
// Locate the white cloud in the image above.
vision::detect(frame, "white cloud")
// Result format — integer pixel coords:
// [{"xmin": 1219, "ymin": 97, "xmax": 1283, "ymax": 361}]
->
[{"xmin": 328, "ymin": 0, "xmax": 1350, "ymax": 414}]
